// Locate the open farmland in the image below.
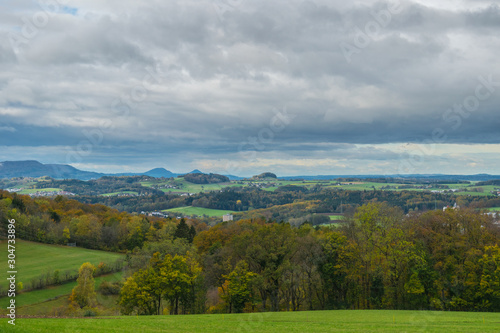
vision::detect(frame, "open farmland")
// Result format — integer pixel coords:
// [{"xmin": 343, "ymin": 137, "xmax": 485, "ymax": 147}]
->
[{"xmin": 164, "ymin": 206, "xmax": 235, "ymax": 217}]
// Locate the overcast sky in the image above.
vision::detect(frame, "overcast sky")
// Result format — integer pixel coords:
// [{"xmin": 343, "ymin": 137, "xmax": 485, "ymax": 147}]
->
[{"xmin": 0, "ymin": 0, "xmax": 499, "ymax": 176}]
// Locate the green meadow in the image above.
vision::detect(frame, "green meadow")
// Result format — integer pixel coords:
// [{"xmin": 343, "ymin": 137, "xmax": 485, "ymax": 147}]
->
[
  {"xmin": 101, "ymin": 191, "xmax": 139, "ymax": 197},
  {"xmin": 0, "ymin": 240, "xmax": 124, "ymax": 289},
  {"xmin": 1, "ymin": 310, "xmax": 499, "ymax": 332},
  {"xmin": 163, "ymin": 206, "xmax": 234, "ymax": 217},
  {"xmin": 17, "ymin": 188, "xmax": 62, "ymax": 195}
]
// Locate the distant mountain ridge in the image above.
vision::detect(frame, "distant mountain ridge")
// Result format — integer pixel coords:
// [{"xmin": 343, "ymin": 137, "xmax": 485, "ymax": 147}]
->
[
  {"xmin": 0, "ymin": 161, "xmax": 185, "ymax": 181},
  {"xmin": 0, "ymin": 160, "xmax": 104, "ymax": 180},
  {"xmin": 1, "ymin": 160, "xmax": 499, "ymax": 182},
  {"xmin": 114, "ymin": 168, "xmax": 176, "ymax": 178}
]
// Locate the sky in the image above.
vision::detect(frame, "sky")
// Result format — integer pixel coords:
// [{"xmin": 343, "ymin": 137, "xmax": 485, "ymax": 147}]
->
[{"xmin": 0, "ymin": 0, "xmax": 499, "ymax": 177}]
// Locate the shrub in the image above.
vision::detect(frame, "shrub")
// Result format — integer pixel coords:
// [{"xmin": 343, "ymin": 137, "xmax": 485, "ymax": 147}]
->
[
  {"xmin": 98, "ymin": 281, "xmax": 122, "ymax": 295},
  {"xmin": 83, "ymin": 307, "xmax": 98, "ymax": 317}
]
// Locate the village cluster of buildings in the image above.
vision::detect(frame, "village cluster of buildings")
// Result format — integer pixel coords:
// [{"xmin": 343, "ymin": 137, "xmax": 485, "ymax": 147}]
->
[
  {"xmin": 151, "ymin": 184, "xmax": 179, "ymax": 190},
  {"xmin": 5, "ymin": 188, "xmax": 75, "ymax": 197},
  {"xmin": 432, "ymin": 189, "xmax": 460, "ymax": 194},
  {"xmin": 141, "ymin": 211, "xmax": 184, "ymax": 219},
  {"xmin": 141, "ymin": 211, "xmax": 234, "ymax": 223},
  {"xmin": 485, "ymin": 211, "xmax": 500, "ymax": 219},
  {"xmin": 27, "ymin": 190, "xmax": 75, "ymax": 197},
  {"xmin": 443, "ymin": 203, "xmax": 460, "ymax": 211}
]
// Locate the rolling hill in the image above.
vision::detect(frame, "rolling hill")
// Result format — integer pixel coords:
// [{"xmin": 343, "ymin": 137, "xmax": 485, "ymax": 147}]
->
[{"xmin": 0, "ymin": 161, "xmax": 181, "ymax": 180}]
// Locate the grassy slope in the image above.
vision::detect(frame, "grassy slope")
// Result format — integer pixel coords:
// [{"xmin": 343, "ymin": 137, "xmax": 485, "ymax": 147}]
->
[
  {"xmin": 0, "ymin": 240, "xmax": 124, "ymax": 289},
  {"xmin": 1, "ymin": 310, "xmax": 499, "ymax": 332},
  {"xmin": 164, "ymin": 206, "xmax": 234, "ymax": 217},
  {"xmin": 17, "ymin": 188, "xmax": 62, "ymax": 194},
  {"xmin": 101, "ymin": 191, "xmax": 139, "ymax": 197},
  {"xmin": 0, "ymin": 271, "xmax": 124, "ymax": 309}
]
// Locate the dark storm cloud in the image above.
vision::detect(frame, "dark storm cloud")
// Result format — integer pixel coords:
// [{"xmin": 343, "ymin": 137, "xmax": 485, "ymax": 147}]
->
[{"xmin": 466, "ymin": 4, "xmax": 500, "ymax": 27}]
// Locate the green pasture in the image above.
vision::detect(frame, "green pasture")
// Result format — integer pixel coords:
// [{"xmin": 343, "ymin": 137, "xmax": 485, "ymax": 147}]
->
[
  {"xmin": 17, "ymin": 188, "xmax": 62, "ymax": 194},
  {"xmin": 100, "ymin": 191, "xmax": 138, "ymax": 197},
  {"xmin": 0, "ymin": 240, "xmax": 124, "ymax": 289},
  {"xmin": 163, "ymin": 206, "xmax": 234, "ymax": 217},
  {"xmin": 1, "ymin": 310, "xmax": 499, "ymax": 332}
]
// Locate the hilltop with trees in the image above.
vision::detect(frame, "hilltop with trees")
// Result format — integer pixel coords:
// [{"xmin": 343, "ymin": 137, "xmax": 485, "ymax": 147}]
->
[
  {"xmin": 182, "ymin": 173, "xmax": 230, "ymax": 184},
  {"xmin": 251, "ymin": 172, "xmax": 277, "ymax": 180}
]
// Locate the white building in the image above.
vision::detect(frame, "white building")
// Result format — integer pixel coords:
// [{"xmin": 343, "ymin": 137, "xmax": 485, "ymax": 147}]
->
[{"xmin": 223, "ymin": 214, "xmax": 233, "ymax": 222}]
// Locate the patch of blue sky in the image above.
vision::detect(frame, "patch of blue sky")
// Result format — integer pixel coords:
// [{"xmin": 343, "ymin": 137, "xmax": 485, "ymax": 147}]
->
[{"xmin": 62, "ymin": 6, "xmax": 78, "ymax": 15}]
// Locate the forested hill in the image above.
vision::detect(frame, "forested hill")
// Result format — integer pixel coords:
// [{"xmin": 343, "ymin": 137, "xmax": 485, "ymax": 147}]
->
[
  {"xmin": 0, "ymin": 190, "xmax": 203, "ymax": 252},
  {"xmin": 182, "ymin": 173, "xmax": 230, "ymax": 184},
  {"xmin": 0, "ymin": 160, "xmax": 104, "ymax": 180}
]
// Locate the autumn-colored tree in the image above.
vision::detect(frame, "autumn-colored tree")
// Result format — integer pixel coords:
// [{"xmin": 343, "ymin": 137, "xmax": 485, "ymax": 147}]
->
[
  {"xmin": 288, "ymin": 227, "xmax": 323, "ymax": 311},
  {"xmin": 71, "ymin": 215, "xmax": 102, "ymax": 249},
  {"xmin": 232, "ymin": 222, "xmax": 295, "ymax": 311},
  {"xmin": 319, "ymin": 231, "xmax": 355, "ymax": 309},
  {"xmin": 69, "ymin": 262, "xmax": 97, "ymax": 308},
  {"xmin": 218, "ymin": 261, "xmax": 257, "ymax": 313},
  {"xmin": 161, "ymin": 253, "xmax": 202, "ymax": 314},
  {"xmin": 120, "ymin": 265, "xmax": 163, "ymax": 315},
  {"xmin": 120, "ymin": 252, "xmax": 201, "ymax": 315},
  {"xmin": 63, "ymin": 227, "xmax": 71, "ymax": 242},
  {"xmin": 350, "ymin": 203, "xmax": 404, "ymax": 309}
]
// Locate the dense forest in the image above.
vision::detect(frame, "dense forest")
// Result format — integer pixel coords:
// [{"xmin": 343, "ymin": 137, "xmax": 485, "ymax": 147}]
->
[
  {"xmin": 189, "ymin": 206, "xmax": 500, "ymax": 314},
  {"xmin": 0, "ymin": 190, "xmax": 499, "ymax": 315}
]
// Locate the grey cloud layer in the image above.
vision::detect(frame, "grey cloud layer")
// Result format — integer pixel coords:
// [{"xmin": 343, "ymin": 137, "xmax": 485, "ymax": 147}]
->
[{"xmin": 0, "ymin": 0, "xmax": 499, "ymax": 173}]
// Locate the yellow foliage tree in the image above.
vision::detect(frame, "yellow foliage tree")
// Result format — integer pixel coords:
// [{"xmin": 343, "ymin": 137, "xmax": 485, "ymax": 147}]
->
[{"xmin": 69, "ymin": 262, "xmax": 97, "ymax": 309}]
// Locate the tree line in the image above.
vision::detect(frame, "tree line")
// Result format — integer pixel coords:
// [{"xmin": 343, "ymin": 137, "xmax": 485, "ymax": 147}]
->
[
  {"xmin": 118, "ymin": 203, "xmax": 500, "ymax": 315},
  {"xmin": 1, "ymin": 190, "xmax": 499, "ymax": 315}
]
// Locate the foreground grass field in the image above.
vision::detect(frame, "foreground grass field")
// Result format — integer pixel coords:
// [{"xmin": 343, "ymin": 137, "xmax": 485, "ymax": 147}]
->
[
  {"xmin": 0, "ymin": 240, "xmax": 124, "ymax": 289},
  {"xmin": 1, "ymin": 310, "xmax": 499, "ymax": 332}
]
